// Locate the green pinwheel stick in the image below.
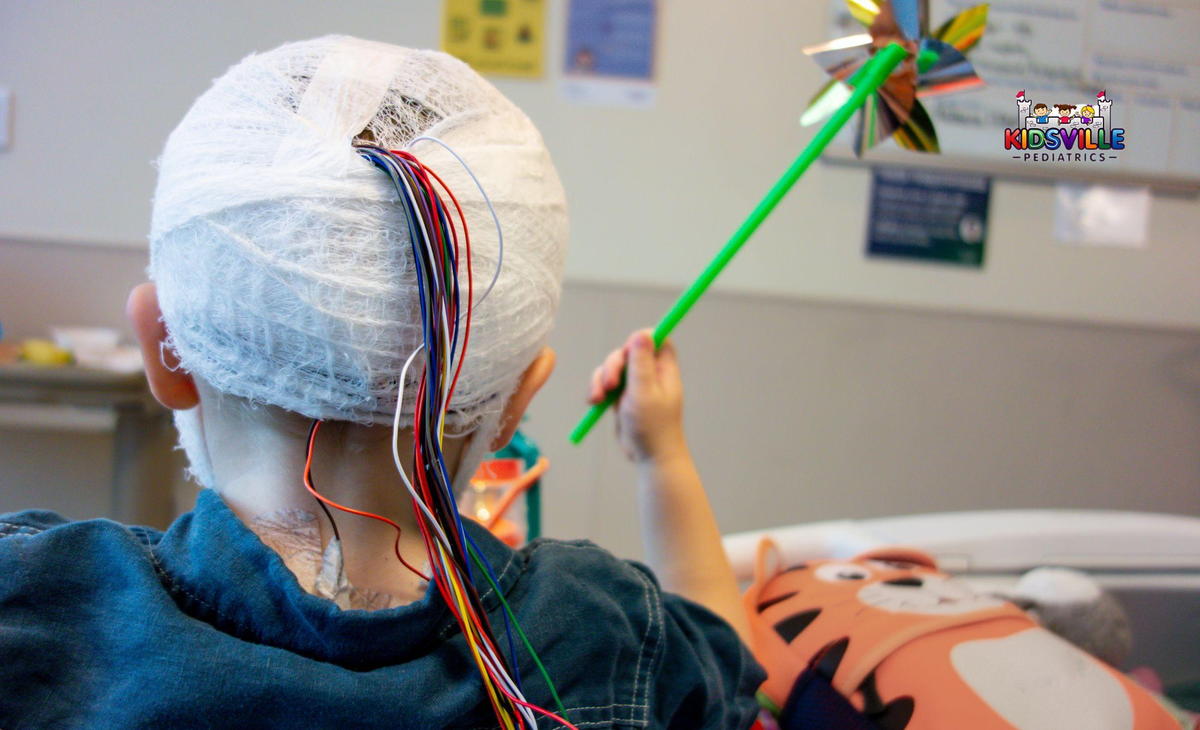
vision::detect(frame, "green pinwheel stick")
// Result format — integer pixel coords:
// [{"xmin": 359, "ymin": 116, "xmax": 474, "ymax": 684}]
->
[{"xmin": 569, "ymin": 42, "xmax": 909, "ymax": 445}]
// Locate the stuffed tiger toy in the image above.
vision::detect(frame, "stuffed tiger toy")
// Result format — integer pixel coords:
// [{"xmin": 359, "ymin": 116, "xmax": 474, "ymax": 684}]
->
[{"xmin": 743, "ymin": 540, "xmax": 1180, "ymax": 729}]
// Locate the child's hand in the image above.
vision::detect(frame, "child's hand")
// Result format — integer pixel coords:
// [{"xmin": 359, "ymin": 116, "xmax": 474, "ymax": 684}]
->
[
  {"xmin": 588, "ymin": 329, "xmax": 687, "ymax": 465},
  {"xmin": 590, "ymin": 331, "xmax": 750, "ymax": 643}
]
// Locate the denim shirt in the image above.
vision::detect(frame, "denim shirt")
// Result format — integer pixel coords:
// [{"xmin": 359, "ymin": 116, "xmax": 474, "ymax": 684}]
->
[{"xmin": 0, "ymin": 490, "xmax": 764, "ymax": 729}]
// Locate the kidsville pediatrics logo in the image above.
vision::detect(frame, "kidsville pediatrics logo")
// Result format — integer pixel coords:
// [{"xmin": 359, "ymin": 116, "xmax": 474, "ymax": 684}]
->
[{"xmin": 1005, "ymin": 90, "xmax": 1126, "ymax": 163}]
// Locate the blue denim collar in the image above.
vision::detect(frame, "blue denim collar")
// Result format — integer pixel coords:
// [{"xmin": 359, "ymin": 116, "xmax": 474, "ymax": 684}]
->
[{"xmin": 150, "ymin": 489, "xmax": 521, "ymax": 670}]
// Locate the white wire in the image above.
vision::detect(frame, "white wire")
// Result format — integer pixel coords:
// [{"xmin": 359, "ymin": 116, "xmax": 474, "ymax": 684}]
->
[
  {"xmin": 379, "ymin": 141, "xmax": 487, "ymax": 437},
  {"xmin": 387, "ymin": 145, "xmax": 469, "ymax": 466},
  {"xmin": 376, "ymin": 144, "xmax": 537, "ymax": 727},
  {"xmin": 376, "ymin": 149, "xmax": 453, "ymax": 436},
  {"xmin": 480, "ymin": 647, "xmax": 536, "ymax": 726},
  {"xmin": 425, "ymin": 541, "xmax": 536, "ymax": 726},
  {"xmin": 383, "ymin": 148, "xmax": 457, "ymax": 435},
  {"xmin": 391, "ymin": 344, "xmax": 453, "ymax": 551},
  {"xmin": 407, "ymin": 135, "xmax": 504, "ymax": 311}
]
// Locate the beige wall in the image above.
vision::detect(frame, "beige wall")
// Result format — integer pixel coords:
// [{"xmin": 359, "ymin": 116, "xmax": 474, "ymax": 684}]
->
[
  {"xmin": 4, "ymin": 238, "xmax": 1197, "ymax": 559},
  {"xmin": 2, "ymin": 1, "xmax": 1199, "ymax": 329}
]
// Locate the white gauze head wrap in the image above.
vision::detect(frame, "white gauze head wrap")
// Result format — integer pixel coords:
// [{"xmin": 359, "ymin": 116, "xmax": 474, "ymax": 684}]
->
[{"xmin": 149, "ymin": 36, "xmax": 568, "ymax": 487}]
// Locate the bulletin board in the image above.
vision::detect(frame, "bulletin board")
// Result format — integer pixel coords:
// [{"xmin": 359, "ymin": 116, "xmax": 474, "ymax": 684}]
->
[{"xmin": 823, "ymin": 0, "xmax": 1200, "ymax": 191}]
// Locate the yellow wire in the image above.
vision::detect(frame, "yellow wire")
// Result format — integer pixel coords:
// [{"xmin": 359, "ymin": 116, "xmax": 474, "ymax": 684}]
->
[
  {"xmin": 424, "ymin": 308, "xmax": 518, "ymax": 727},
  {"xmin": 441, "ymin": 542, "xmax": 516, "ymax": 729}
]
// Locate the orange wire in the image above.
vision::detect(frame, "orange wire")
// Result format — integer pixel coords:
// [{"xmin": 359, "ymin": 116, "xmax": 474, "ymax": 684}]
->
[{"xmin": 303, "ymin": 420, "xmax": 431, "ymax": 582}]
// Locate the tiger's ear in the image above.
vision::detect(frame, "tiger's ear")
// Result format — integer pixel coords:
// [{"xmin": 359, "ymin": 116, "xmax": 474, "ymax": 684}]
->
[
  {"xmin": 754, "ymin": 538, "xmax": 786, "ymax": 584},
  {"xmin": 853, "ymin": 546, "xmax": 938, "ymax": 570}
]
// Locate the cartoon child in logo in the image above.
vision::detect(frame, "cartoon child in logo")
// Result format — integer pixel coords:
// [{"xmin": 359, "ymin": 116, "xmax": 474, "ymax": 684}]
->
[
  {"xmin": 1055, "ymin": 104, "xmax": 1076, "ymax": 124},
  {"xmin": 1033, "ymin": 103, "xmax": 1050, "ymax": 124},
  {"xmin": 1078, "ymin": 105, "xmax": 1095, "ymax": 124}
]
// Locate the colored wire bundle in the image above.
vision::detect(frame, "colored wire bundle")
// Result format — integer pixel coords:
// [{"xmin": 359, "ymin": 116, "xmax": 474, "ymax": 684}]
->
[{"xmin": 303, "ymin": 140, "xmax": 575, "ymax": 730}]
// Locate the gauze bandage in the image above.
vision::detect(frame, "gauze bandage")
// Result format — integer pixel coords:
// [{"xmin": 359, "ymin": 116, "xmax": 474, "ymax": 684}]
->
[{"xmin": 149, "ymin": 36, "xmax": 567, "ymax": 485}]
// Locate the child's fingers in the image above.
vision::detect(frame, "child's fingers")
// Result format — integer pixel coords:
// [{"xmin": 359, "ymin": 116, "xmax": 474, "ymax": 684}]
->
[
  {"xmin": 588, "ymin": 365, "xmax": 604, "ymax": 403},
  {"xmin": 601, "ymin": 346, "xmax": 626, "ymax": 391},
  {"xmin": 655, "ymin": 337, "xmax": 680, "ymax": 378},
  {"xmin": 625, "ymin": 329, "xmax": 657, "ymax": 395}
]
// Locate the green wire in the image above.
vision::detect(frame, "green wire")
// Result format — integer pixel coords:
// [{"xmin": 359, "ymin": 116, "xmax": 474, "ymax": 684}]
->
[
  {"xmin": 756, "ymin": 688, "xmax": 781, "ymax": 717},
  {"xmin": 569, "ymin": 42, "xmax": 910, "ymax": 444},
  {"xmin": 466, "ymin": 542, "xmax": 571, "ymax": 720}
]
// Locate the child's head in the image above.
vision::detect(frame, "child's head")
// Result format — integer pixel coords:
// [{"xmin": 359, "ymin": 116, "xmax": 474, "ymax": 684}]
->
[
  {"xmin": 1033, "ymin": 103, "xmax": 1049, "ymax": 115},
  {"xmin": 136, "ymin": 36, "xmax": 568, "ymax": 487}
]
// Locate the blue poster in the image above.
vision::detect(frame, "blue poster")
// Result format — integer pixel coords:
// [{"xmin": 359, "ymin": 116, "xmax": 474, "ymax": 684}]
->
[
  {"xmin": 866, "ymin": 167, "xmax": 991, "ymax": 268},
  {"xmin": 561, "ymin": 0, "xmax": 657, "ymax": 107}
]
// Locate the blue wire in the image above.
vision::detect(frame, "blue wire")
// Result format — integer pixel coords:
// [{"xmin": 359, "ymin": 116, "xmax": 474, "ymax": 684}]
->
[
  {"xmin": 355, "ymin": 144, "xmax": 524, "ymax": 693},
  {"xmin": 465, "ymin": 529, "xmax": 523, "ymax": 688}
]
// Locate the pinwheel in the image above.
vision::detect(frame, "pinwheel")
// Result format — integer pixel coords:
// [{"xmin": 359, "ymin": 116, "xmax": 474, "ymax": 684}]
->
[
  {"xmin": 802, "ymin": 0, "xmax": 989, "ymax": 155},
  {"xmin": 571, "ymin": 7, "xmax": 993, "ymax": 443}
]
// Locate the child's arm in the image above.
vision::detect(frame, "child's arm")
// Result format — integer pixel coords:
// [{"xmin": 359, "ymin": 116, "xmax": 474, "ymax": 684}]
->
[{"xmin": 588, "ymin": 330, "xmax": 751, "ymax": 643}]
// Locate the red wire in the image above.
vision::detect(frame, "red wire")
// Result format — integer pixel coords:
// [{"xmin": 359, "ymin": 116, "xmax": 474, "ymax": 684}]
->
[
  {"xmin": 394, "ymin": 150, "xmax": 452, "ymax": 304},
  {"xmin": 388, "ymin": 149, "xmax": 576, "ymax": 730},
  {"xmin": 494, "ymin": 679, "xmax": 580, "ymax": 730},
  {"xmin": 419, "ymin": 163, "xmax": 474, "ymax": 406},
  {"xmin": 303, "ymin": 420, "xmax": 430, "ymax": 582},
  {"xmin": 394, "ymin": 152, "xmax": 441, "ymax": 261},
  {"xmin": 392, "ymin": 150, "xmax": 473, "ymax": 406}
]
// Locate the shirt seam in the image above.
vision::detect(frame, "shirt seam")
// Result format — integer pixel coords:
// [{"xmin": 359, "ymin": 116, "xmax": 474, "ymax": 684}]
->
[
  {"xmin": 532, "ymin": 542, "xmax": 658, "ymax": 725},
  {"xmin": 0, "ymin": 520, "xmax": 47, "ymax": 538},
  {"xmin": 627, "ymin": 563, "xmax": 664, "ymax": 726},
  {"xmin": 144, "ymin": 543, "xmax": 238, "ymax": 626}
]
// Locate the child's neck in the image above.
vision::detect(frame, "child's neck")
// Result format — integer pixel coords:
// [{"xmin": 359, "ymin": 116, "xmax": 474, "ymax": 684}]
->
[{"xmin": 207, "ymin": 416, "xmax": 469, "ymax": 607}]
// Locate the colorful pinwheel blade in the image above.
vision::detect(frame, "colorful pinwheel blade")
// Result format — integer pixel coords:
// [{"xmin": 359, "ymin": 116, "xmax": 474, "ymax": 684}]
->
[
  {"xmin": 891, "ymin": 98, "xmax": 940, "ymax": 153},
  {"xmin": 858, "ymin": 56, "xmax": 920, "ymax": 145},
  {"xmin": 932, "ymin": 3, "xmax": 989, "ymax": 53},
  {"xmin": 803, "ymin": 34, "xmax": 875, "ymax": 82},
  {"xmin": 916, "ymin": 38, "xmax": 984, "ymax": 97},
  {"xmin": 846, "ymin": 0, "xmax": 882, "ymax": 27},
  {"xmin": 801, "ymin": 77, "xmax": 853, "ymax": 127},
  {"xmin": 854, "ymin": 93, "xmax": 881, "ymax": 155},
  {"xmin": 810, "ymin": 0, "xmax": 987, "ymax": 153},
  {"xmin": 890, "ymin": 0, "xmax": 928, "ymax": 41},
  {"xmin": 805, "ymin": 32, "xmax": 920, "ymax": 138}
]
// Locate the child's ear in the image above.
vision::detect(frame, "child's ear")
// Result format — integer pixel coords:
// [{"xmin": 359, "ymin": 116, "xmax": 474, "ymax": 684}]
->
[
  {"xmin": 126, "ymin": 282, "xmax": 199, "ymax": 410},
  {"xmin": 491, "ymin": 347, "xmax": 555, "ymax": 450}
]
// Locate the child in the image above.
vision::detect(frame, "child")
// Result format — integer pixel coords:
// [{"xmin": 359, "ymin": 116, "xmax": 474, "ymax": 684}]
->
[
  {"xmin": 0, "ymin": 37, "xmax": 762, "ymax": 728},
  {"xmin": 1033, "ymin": 103, "xmax": 1051, "ymax": 124}
]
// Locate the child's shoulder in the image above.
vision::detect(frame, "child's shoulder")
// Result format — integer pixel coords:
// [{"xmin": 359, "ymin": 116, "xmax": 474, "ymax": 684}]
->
[
  {"xmin": 0, "ymin": 509, "xmax": 163, "ymax": 543},
  {"xmin": 0, "ymin": 508, "xmax": 72, "ymax": 536},
  {"xmin": 511, "ymin": 537, "xmax": 668, "ymax": 652},
  {"xmin": 0, "ymin": 509, "xmax": 163, "ymax": 583},
  {"xmin": 517, "ymin": 536, "xmax": 664, "ymax": 600},
  {"xmin": 511, "ymin": 537, "xmax": 765, "ymax": 728}
]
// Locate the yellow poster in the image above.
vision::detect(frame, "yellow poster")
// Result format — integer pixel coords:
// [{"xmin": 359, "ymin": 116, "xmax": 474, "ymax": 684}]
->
[{"xmin": 441, "ymin": 0, "xmax": 545, "ymax": 78}]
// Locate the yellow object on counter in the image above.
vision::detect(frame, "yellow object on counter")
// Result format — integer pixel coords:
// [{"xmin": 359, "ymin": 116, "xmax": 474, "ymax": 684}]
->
[{"xmin": 20, "ymin": 338, "xmax": 73, "ymax": 366}]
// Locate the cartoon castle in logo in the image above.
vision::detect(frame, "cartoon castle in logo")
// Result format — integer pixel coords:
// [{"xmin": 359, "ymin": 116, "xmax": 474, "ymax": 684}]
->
[
  {"xmin": 1015, "ymin": 90, "xmax": 1112, "ymax": 131},
  {"xmin": 1005, "ymin": 90, "xmax": 1125, "ymax": 157}
]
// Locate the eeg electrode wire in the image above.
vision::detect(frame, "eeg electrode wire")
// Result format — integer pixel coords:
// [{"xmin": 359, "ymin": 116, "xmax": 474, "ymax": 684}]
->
[{"xmin": 303, "ymin": 140, "xmax": 575, "ymax": 729}]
